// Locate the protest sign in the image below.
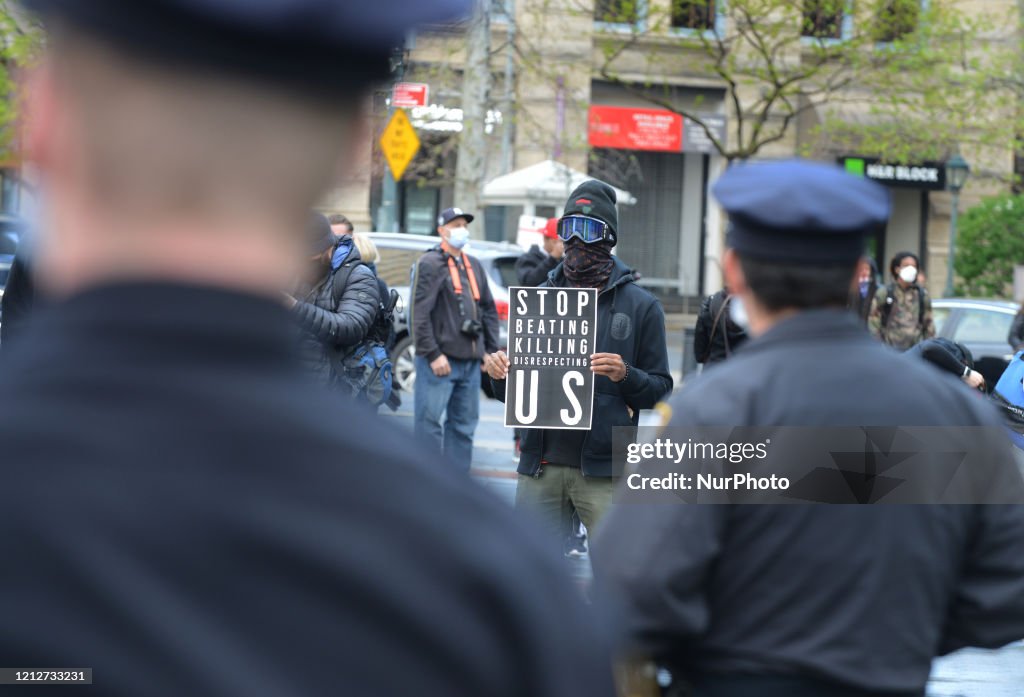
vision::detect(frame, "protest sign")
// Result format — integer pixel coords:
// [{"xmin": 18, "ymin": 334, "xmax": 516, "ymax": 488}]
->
[{"xmin": 504, "ymin": 287, "xmax": 598, "ymax": 430}]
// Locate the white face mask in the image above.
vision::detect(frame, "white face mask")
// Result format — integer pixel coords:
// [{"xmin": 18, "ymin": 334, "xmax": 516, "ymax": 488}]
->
[
  {"xmin": 899, "ymin": 265, "xmax": 918, "ymax": 284},
  {"xmin": 447, "ymin": 226, "xmax": 470, "ymax": 250},
  {"xmin": 728, "ymin": 295, "xmax": 749, "ymax": 332}
]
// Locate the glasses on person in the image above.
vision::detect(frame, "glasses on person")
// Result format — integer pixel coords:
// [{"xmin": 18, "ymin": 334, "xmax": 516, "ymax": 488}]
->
[{"xmin": 557, "ymin": 215, "xmax": 614, "ymax": 244}]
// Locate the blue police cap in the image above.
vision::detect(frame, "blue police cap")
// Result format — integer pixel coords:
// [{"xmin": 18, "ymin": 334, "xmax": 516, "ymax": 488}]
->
[
  {"xmin": 22, "ymin": 0, "xmax": 472, "ymax": 94},
  {"xmin": 713, "ymin": 159, "xmax": 890, "ymax": 264}
]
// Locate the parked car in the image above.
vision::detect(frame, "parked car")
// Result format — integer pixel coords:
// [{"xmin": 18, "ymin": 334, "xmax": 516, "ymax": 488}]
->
[
  {"xmin": 366, "ymin": 232, "xmax": 523, "ymax": 395},
  {"xmin": 0, "ymin": 216, "xmax": 23, "ymax": 289},
  {"xmin": 932, "ymin": 298, "xmax": 1019, "ymax": 391},
  {"xmin": 0, "ymin": 215, "xmax": 28, "ymax": 331}
]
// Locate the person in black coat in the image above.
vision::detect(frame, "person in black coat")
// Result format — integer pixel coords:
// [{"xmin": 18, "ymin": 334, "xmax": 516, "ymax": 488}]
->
[
  {"xmin": 486, "ymin": 181, "xmax": 673, "ymax": 543},
  {"xmin": 515, "ymin": 217, "xmax": 563, "ymax": 287},
  {"xmin": 692, "ymin": 287, "xmax": 747, "ymax": 365},
  {"xmin": 0, "ymin": 3, "xmax": 616, "ymax": 696},
  {"xmin": 287, "ymin": 213, "xmax": 379, "ymax": 390},
  {"xmin": 907, "ymin": 337, "xmax": 985, "ymax": 390},
  {"xmin": 594, "ymin": 160, "xmax": 1024, "ymax": 697}
]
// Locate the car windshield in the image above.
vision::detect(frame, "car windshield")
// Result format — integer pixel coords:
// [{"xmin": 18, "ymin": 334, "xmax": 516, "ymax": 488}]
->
[
  {"xmin": 953, "ymin": 308, "xmax": 1015, "ymax": 344},
  {"xmin": 488, "ymin": 256, "xmax": 520, "ymax": 289}
]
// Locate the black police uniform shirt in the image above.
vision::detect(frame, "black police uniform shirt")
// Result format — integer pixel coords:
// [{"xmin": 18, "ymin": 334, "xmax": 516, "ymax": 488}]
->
[
  {"xmin": 593, "ymin": 309, "xmax": 1024, "ymax": 695},
  {"xmin": 0, "ymin": 282, "xmax": 615, "ymax": 697}
]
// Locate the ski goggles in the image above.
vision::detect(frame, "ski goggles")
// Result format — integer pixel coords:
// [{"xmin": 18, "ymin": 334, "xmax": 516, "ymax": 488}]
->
[{"xmin": 557, "ymin": 215, "xmax": 615, "ymax": 244}]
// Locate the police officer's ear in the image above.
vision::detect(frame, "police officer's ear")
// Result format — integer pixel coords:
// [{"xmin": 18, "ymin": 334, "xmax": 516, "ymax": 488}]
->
[{"xmin": 722, "ymin": 248, "xmax": 749, "ymax": 296}]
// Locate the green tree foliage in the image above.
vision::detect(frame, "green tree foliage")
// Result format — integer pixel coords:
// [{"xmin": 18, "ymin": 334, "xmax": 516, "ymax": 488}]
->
[
  {"xmin": 0, "ymin": 4, "xmax": 41, "ymax": 159},
  {"xmin": 582, "ymin": 0, "xmax": 1015, "ymax": 164},
  {"xmin": 954, "ymin": 194, "xmax": 1024, "ymax": 298}
]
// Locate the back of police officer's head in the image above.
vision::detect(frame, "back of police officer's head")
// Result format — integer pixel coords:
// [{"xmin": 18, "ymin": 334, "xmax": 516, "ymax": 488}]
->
[
  {"xmin": 24, "ymin": 29, "xmax": 353, "ymax": 296},
  {"xmin": 713, "ymin": 159, "xmax": 890, "ymax": 336},
  {"xmin": 20, "ymin": 0, "xmax": 468, "ymax": 298}
]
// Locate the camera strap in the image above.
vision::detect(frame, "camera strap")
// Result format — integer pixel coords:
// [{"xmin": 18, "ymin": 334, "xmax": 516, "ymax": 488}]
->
[{"xmin": 446, "ymin": 255, "xmax": 481, "ymax": 302}]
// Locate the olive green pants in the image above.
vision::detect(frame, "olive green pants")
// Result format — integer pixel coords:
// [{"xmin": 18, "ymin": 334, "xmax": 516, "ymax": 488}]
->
[{"xmin": 515, "ymin": 466, "xmax": 615, "ymax": 544}]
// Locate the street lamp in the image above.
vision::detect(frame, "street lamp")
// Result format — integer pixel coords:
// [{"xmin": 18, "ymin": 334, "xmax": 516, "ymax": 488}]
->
[{"xmin": 944, "ymin": 152, "xmax": 970, "ymax": 297}]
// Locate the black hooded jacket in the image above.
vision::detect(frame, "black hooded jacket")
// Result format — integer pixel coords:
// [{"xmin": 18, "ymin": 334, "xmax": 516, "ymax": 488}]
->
[{"xmin": 491, "ymin": 258, "xmax": 673, "ymax": 478}]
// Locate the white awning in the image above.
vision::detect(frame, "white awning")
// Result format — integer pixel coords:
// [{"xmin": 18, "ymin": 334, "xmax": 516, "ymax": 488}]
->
[{"xmin": 482, "ymin": 159, "xmax": 637, "ymax": 209}]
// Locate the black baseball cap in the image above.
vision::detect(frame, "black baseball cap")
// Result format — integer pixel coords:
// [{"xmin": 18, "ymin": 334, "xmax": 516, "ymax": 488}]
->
[{"xmin": 438, "ymin": 207, "xmax": 474, "ymax": 226}]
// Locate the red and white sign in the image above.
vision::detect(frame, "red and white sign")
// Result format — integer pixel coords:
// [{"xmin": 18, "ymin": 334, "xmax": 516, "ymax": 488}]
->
[
  {"xmin": 392, "ymin": 82, "xmax": 429, "ymax": 108},
  {"xmin": 588, "ymin": 105, "xmax": 683, "ymax": 152}
]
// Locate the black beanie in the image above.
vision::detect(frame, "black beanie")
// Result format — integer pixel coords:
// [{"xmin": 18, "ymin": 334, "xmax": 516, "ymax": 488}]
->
[
  {"xmin": 562, "ymin": 180, "xmax": 618, "ymax": 240},
  {"xmin": 308, "ymin": 212, "xmax": 337, "ymax": 255}
]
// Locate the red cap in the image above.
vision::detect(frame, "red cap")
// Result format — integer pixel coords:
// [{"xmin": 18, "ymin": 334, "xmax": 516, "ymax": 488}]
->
[{"xmin": 543, "ymin": 217, "xmax": 559, "ymax": 239}]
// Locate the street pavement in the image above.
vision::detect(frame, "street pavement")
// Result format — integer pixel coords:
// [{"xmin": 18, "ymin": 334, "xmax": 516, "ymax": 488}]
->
[{"xmin": 382, "ymin": 331, "xmax": 1024, "ymax": 696}]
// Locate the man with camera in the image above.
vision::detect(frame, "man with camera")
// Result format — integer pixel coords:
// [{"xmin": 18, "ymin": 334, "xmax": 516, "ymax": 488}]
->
[{"xmin": 410, "ymin": 207, "xmax": 500, "ymax": 471}]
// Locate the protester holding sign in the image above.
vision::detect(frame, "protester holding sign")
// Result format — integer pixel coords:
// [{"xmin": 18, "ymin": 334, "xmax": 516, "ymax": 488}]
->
[{"xmin": 485, "ymin": 181, "xmax": 673, "ymax": 543}]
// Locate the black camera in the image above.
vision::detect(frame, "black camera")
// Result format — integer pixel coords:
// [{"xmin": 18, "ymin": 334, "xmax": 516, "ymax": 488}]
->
[{"xmin": 460, "ymin": 318, "xmax": 483, "ymax": 337}]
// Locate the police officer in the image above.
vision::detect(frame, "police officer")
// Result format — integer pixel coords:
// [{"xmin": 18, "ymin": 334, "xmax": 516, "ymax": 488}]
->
[
  {"xmin": 0, "ymin": 2, "xmax": 615, "ymax": 696},
  {"xmin": 593, "ymin": 160, "xmax": 1024, "ymax": 697}
]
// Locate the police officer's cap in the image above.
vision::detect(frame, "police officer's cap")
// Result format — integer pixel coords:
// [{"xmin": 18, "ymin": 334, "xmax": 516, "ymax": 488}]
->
[
  {"xmin": 23, "ymin": 0, "xmax": 471, "ymax": 94},
  {"xmin": 713, "ymin": 159, "xmax": 890, "ymax": 264}
]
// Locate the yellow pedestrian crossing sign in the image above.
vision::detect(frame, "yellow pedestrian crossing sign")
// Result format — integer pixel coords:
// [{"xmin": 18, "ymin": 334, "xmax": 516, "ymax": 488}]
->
[{"xmin": 380, "ymin": 108, "xmax": 421, "ymax": 181}]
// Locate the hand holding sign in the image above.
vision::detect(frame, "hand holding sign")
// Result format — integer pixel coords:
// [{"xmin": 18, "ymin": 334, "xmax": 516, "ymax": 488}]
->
[
  {"xmin": 485, "ymin": 351, "xmax": 510, "ymax": 380},
  {"xmin": 591, "ymin": 353, "xmax": 627, "ymax": 382}
]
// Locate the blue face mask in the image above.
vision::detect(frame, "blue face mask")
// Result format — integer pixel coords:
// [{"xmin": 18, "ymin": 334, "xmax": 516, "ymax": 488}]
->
[
  {"xmin": 728, "ymin": 295, "xmax": 749, "ymax": 332},
  {"xmin": 859, "ymin": 280, "xmax": 870, "ymax": 298},
  {"xmin": 448, "ymin": 226, "xmax": 470, "ymax": 250}
]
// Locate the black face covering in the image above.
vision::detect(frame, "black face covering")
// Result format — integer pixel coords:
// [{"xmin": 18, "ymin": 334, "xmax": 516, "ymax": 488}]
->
[{"xmin": 562, "ymin": 239, "xmax": 615, "ymax": 289}]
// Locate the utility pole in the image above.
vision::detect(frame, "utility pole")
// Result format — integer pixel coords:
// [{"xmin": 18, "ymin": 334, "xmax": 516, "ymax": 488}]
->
[
  {"xmin": 499, "ymin": 0, "xmax": 516, "ymax": 175},
  {"xmin": 377, "ymin": 43, "xmax": 410, "ymax": 233},
  {"xmin": 454, "ymin": 0, "xmax": 491, "ymax": 232}
]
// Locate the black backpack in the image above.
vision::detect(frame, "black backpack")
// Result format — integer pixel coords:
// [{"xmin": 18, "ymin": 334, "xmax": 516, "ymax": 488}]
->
[
  {"xmin": 330, "ymin": 261, "xmax": 401, "ymax": 410},
  {"xmin": 879, "ymin": 283, "xmax": 926, "ymax": 330}
]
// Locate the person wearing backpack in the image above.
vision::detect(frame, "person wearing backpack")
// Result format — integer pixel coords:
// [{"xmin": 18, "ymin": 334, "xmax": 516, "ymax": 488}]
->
[
  {"xmin": 353, "ymin": 232, "xmax": 397, "ymax": 353},
  {"xmin": 286, "ymin": 213, "xmax": 379, "ymax": 395},
  {"xmin": 868, "ymin": 251, "xmax": 935, "ymax": 349},
  {"xmin": 693, "ymin": 286, "xmax": 748, "ymax": 366}
]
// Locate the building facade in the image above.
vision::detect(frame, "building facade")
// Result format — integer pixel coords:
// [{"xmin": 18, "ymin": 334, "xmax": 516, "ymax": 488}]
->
[{"xmin": 323, "ymin": 0, "xmax": 1019, "ymax": 308}]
